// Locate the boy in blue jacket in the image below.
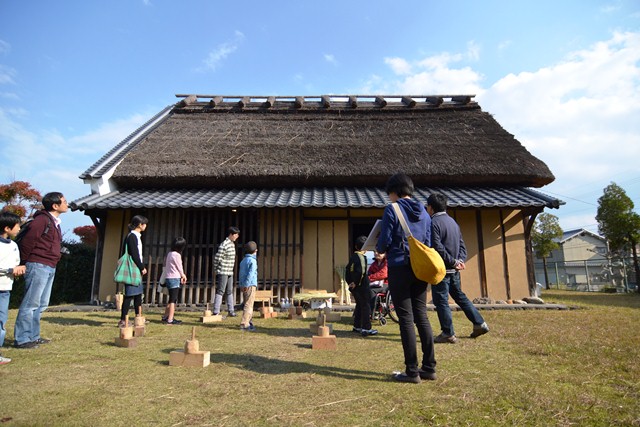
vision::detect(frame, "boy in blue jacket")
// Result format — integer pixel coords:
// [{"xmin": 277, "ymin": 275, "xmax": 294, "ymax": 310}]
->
[{"xmin": 238, "ymin": 241, "xmax": 258, "ymax": 331}]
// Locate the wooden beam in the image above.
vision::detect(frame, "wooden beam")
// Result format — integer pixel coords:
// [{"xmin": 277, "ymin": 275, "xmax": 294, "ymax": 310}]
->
[
  {"xmin": 264, "ymin": 96, "xmax": 275, "ymax": 108},
  {"xmin": 208, "ymin": 96, "xmax": 223, "ymax": 107},
  {"xmin": 401, "ymin": 96, "xmax": 416, "ymax": 107},
  {"xmin": 426, "ymin": 96, "xmax": 443, "ymax": 106},
  {"xmin": 238, "ymin": 97, "xmax": 250, "ymax": 109},
  {"xmin": 176, "ymin": 95, "xmax": 197, "ymax": 108},
  {"xmin": 321, "ymin": 95, "xmax": 331, "ymax": 109},
  {"xmin": 375, "ymin": 96, "xmax": 387, "ymax": 108},
  {"xmin": 452, "ymin": 95, "xmax": 471, "ymax": 104},
  {"xmin": 348, "ymin": 96, "xmax": 357, "ymax": 109},
  {"xmin": 294, "ymin": 96, "xmax": 304, "ymax": 109}
]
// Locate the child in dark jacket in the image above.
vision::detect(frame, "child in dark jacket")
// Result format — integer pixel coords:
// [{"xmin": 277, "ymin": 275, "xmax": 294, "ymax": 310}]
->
[{"xmin": 345, "ymin": 236, "xmax": 378, "ymax": 337}]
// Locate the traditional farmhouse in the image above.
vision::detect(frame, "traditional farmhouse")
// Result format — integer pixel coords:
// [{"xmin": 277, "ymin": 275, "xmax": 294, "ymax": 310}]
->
[{"xmin": 71, "ymin": 94, "xmax": 562, "ymax": 305}]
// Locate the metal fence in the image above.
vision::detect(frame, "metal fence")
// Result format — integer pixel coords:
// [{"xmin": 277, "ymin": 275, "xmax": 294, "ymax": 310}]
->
[{"xmin": 534, "ymin": 257, "xmax": 637, "ymax": 292}]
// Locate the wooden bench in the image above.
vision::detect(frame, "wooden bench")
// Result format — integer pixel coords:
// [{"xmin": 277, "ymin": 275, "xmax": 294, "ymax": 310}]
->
[{"xmin": 254, "ymin": 290, "xmax": 276, "ymax": 308}]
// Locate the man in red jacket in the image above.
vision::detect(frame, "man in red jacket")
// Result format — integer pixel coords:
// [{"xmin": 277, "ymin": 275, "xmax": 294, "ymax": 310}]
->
[{"xmin": 14, "ymin": 192, "xmax": 68, "ymax": 349}]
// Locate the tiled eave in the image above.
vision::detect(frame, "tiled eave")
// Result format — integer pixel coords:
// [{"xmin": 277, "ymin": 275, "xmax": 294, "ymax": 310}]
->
[{"xmin": 71, "ymin": 186, "xmax": 563, "ymax": 211}]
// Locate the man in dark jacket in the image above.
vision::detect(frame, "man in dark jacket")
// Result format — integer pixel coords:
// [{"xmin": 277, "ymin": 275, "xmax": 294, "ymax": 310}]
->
[
  {"xmin": 427, "ymin": 193, "xmax": 489, "ymax": 343},
  {"xmin": 14, "ymin": 192, "xmax": 68, "ymax": 349}
]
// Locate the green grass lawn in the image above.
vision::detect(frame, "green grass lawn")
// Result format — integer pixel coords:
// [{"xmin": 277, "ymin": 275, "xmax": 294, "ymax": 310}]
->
[{"xmin": 1, "ymin": 290, "xmax": 639, "ymax": 426}]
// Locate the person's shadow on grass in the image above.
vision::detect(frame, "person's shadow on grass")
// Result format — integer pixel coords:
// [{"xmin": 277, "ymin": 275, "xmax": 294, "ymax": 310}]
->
[
  {"xmin": 44, "ymin": 317, "xmax": 104, "ymax": 327},
  {"xmin": 211, "ymin": 352, "xmax": 387, "ymax": 382}
]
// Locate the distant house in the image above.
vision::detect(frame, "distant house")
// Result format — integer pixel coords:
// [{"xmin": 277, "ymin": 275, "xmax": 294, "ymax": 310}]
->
[
  {"xmin": 534, "ymin": 228, "xmax": 608, "ymax": 288},
  {"xmin": 71, "ymin": 94, "xmax": 562, "ymax": 305}
]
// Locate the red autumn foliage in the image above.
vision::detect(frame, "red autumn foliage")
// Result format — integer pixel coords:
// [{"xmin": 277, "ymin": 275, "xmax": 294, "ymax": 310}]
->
[
  {"xmin": 0, "ymin": 180, "xmax": 42, "ymax": 220},
  {"xmin": 73, "ymin": 225, "xmax": 97, "ymax": 248}
]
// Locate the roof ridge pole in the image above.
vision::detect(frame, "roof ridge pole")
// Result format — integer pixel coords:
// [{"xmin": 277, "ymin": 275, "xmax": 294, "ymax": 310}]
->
[
  {"xmin": 401, "ymin": 96, "xmax": 416, "ymax": 108},
  {"xmin": 375, "ymin": 96, "xmax": 387, "ymax": 108},
  {"xmin": 321, "ymin": 95, "xmax": 331, "ymax": 109}
]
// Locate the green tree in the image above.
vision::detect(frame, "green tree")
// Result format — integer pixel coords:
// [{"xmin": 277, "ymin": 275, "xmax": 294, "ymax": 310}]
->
[
  {"xmin": 596, "ymin": 183, "xmax": 640, "ymax": 293},
  {"xmin": 532, "ymin": 213, "xmax": 563, "ymax": 289}
]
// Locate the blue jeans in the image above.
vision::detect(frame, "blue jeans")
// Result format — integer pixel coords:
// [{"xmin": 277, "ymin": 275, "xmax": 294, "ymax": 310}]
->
[
  {"xmin": 213, "ymin": 274, "xmax": 234, "ymax": 314},
  {"xmin": 432, "ymin": 271, "xmax": 485, "ymax": 336},
  {"xmin": 388, "ymin": 264, "xmax": 436, "ymax": 377},
  {"xmin": 0, "ymin": 291, "xmax": 10, "ymax": 347},
  {"xmin": 14, "ymin": 262, "xmax": 56, "ymax": 345}
]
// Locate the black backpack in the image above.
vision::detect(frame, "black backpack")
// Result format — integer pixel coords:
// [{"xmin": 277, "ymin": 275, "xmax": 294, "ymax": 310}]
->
[{"xmin": 14, "ymin": 216, "xmax": 52, "ymax": 248}]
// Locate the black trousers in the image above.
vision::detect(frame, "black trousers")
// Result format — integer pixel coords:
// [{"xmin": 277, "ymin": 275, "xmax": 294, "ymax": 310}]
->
[
  {"xmin": 120, "ymin": 294, "xmax": 142, "ymax": 321},
  {"xmin": 350, "ymin": 284, "xmax": 372, "ymax": 330},
  {"xmin": 388, "ymin": 264, "xmax": 436, "ymax": 377}
]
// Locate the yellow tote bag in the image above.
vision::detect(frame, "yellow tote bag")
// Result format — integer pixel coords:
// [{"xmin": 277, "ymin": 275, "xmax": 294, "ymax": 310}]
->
[{"xmin": 391, "ymin": 203, "xmax": 446, "ymax": 284}]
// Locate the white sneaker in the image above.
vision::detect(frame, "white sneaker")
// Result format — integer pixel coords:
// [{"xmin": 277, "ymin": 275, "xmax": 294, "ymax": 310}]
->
[{"xmin": 0, "ymin": 355, "xmax": 11, "ymax": 365}]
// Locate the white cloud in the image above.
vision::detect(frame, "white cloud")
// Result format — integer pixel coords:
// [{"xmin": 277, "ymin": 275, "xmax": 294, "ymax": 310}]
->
[
  {"xmin": 0, "ymin": 108, "xmax": 153, "ymax": 234},
  {"xmin": 482, "ymin": 31, "xmax": 640, "ymax": 229},
  {"xmin": 481, "ymin": 31, "xmax": 640, "ymax": 181},
  {"xmin": 324, "ymin": 54, "xmax": 338, "ymax": 65},
  {"xmin": 498, "ymin": 40, "xmax": 512, "ymax": 52},
  {"xmin": 0, "ymin": 65, "xmax": 16, "ymax": 85},
  {"xmin": 0, "ymin": 92, "xmax": 19, "ymax": 100},
  {"xmin": 384, "ymin": 57, "xmax": 412, "ymax": 75},
  {"xmin": 466, "ymin": 40, "xmax": 480, "ymax": 61},
  {"xmin": 375, "ymin": 52, "xmax": 484, "ymax": 95},
  {"xmin": 196, "ymin": 31, "xmax": 245, "ymax": 72},
  {"xmin": 142, "ymin": 0, "xmax": 151, "ymax": 5},
  {"xmin": 377, "ymin": 44, "xmax": 485, "ymax": 94},
  {"xmin": 0, "ymin": 40, "xmax": 10, "ymax": 55},
  {"xmin": 366, "ymin": 31, "xmax": 640, "ymax": 231}
]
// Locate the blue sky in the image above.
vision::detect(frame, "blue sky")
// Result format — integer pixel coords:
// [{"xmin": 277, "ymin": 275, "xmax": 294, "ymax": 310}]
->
[{"xmin": 1, "ymin": 0, "xmax": 639, "ymax": 238}]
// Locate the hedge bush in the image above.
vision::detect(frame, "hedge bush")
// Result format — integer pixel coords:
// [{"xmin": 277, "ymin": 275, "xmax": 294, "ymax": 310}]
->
[{"xmin": 9, "ymin": 241, "xmax": 96, "ymax": 308}]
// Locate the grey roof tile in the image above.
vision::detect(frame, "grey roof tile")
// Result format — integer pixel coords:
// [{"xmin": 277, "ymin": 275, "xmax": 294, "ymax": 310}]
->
[{"xmin": 71, "ymin": 187, "xmax": 563, "ymax": 211}]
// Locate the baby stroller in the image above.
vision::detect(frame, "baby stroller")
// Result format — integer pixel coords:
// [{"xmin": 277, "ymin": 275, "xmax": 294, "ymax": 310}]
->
[{"xmin": 371, "ymin": 287, "xmax": 398, "ymax": 325}]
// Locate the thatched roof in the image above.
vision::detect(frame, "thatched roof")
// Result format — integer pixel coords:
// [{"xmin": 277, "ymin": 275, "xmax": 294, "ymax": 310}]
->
[{"xmin": 90, "ymin": 95, "xmax": 555, "ymax": 189}]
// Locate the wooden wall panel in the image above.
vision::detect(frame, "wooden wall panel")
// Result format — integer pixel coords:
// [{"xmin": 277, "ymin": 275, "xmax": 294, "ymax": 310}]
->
[
  {"xmin": 98, "ymin": 205, "xmax": 531, "ymax": 304},
  {"xmin": 482, "ymin": 210, "xmax": 508, "ymax": 300},
  {"xmin": 333, "ymin": 221, "xmax": 349, "ymax": 293},
  {"xmin": 503, "ymin": 209, "xmax": 529, "ymax": 299},
  {"xmin": 317, "ymin": 221, "xmax": 334, "ymax": 291},
  {"xmin": 303, "ymin": 220, "xmax": 319, "ymax": 290},
  {"xmin": 302, "ymin": 219, "xmax": 349, "ymax": 293},
  {"xmin": 451, "ymin": 209, "xmax": 482, "ymax": 299},
  {"xmin": 99, "ymin": 210, "xmax": 127, "ymax": 302}
]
